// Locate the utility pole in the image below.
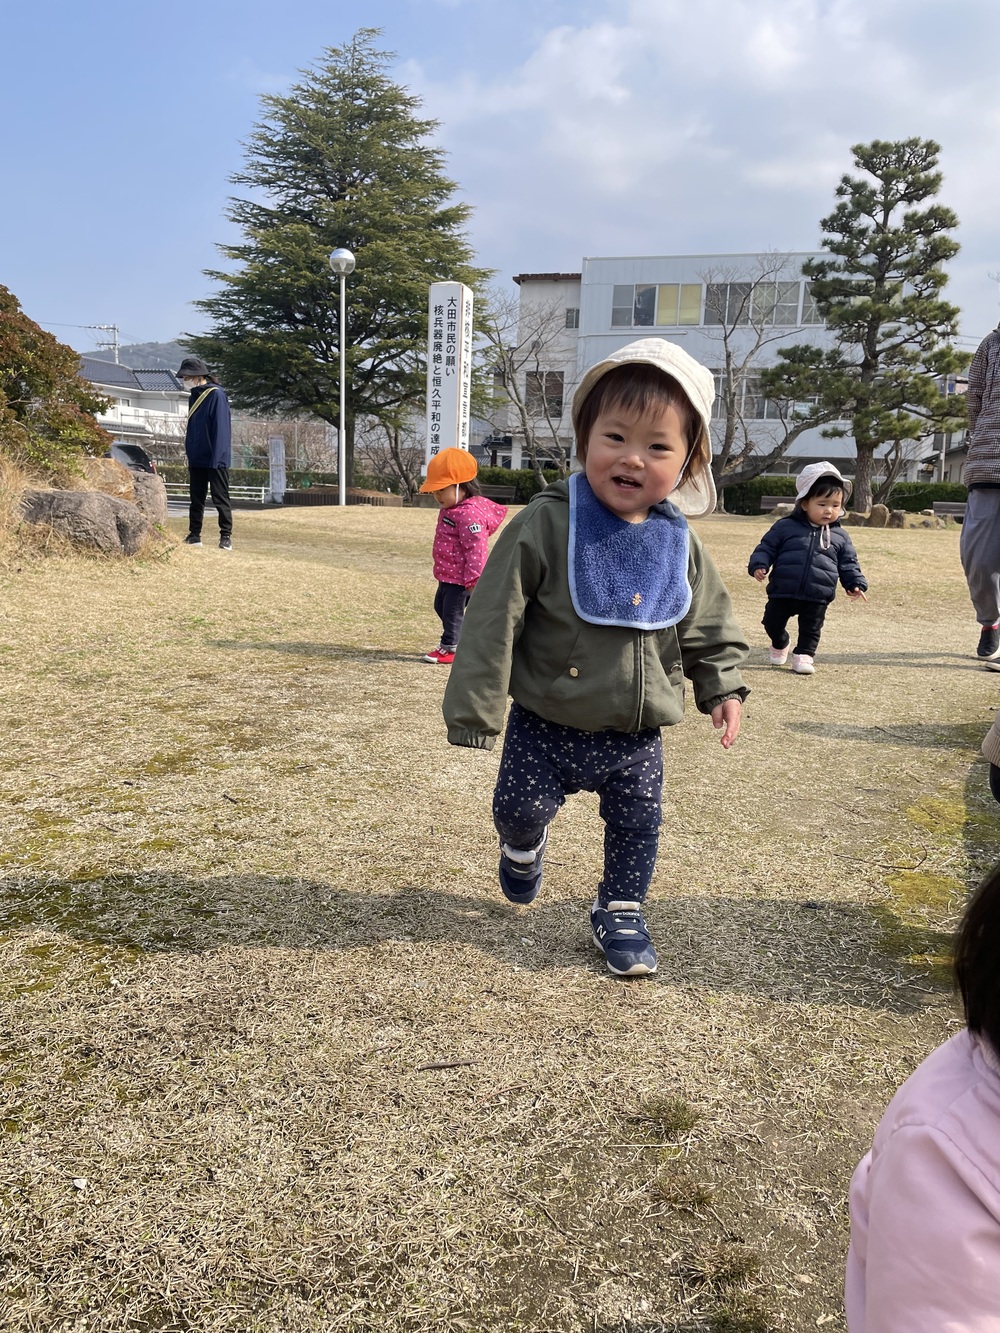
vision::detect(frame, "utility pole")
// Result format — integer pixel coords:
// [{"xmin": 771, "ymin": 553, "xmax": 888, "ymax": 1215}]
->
[{"xmin": 87, "ymin": 324, "xmax": 120, "ymax": 364}]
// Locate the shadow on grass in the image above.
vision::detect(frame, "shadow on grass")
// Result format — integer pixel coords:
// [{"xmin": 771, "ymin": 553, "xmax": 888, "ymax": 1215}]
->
[
  {"xmin": 786, "ymin": 720, "xmax": 987, "ymax": 749},
  {"xmin": 743, "ymin": 650, "xmax": 982, "ymax": 672},
  {"xmin": 0, "ymin": 871, "xmax": 942, "ymax": 1012},
  {"xmin": 209, "ymin": 639, "xmax": 416, "ymax": 664}
]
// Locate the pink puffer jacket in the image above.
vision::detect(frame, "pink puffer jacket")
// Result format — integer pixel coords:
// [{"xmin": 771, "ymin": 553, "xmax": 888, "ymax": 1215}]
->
[{"xmin": 431, "ymin": 495, "xmax": 508, "ymax": 588}]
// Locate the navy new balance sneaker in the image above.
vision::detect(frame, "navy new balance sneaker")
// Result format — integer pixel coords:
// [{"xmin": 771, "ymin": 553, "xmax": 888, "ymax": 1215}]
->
[
  {"xmin": 591, "ymin": 900, "xmax": 658, "ymax": 976},
  {"xmin": 498, "ymin": 827, "xmax": 549, "ymax": 905}
]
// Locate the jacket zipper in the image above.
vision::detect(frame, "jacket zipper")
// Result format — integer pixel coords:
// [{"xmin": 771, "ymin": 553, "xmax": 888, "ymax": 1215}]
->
[
  {"xmin": 632, "ymin": 632, "xmax": 644, "ymax": 731},
  {"xmin": 797, "ymin": 524, "xmax": 819, "ymax": 598}
]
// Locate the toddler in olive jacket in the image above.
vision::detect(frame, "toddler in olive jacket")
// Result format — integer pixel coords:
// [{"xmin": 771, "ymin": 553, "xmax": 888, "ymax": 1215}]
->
[{"xmin": 443, "ymin": 339, "xmax": 748, "ymax": 977}]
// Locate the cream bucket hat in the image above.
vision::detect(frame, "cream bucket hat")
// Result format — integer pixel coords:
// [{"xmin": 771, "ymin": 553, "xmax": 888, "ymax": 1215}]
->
[{"xmin": 571, "ymin": 338, "xmax": 717, "ymax": 517}]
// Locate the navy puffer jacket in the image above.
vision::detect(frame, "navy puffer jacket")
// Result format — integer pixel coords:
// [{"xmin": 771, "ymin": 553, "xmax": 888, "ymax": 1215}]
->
[{"xmin": 748, "ymin": 506, "xmax": 867, "ymax": 603}]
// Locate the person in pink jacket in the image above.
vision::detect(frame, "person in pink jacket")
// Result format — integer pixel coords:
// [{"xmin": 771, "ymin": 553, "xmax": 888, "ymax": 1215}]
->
[
  {"xmin": 846, "ymin": 862, "xmax": 1000, "ymax": 1331},
  {"xmin": 419, "ymin": 448, "xmax": 507, "ymax": 665}
]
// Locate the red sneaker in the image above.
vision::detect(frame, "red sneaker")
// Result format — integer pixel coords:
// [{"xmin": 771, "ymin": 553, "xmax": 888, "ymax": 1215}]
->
[{"xmin": 422, "ymin": 647, "xmax": 456, "ymax": 664}]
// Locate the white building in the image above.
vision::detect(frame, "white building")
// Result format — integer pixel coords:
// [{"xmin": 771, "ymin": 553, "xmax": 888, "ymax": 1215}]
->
[
  {"xmin": 78, "ymin": 356, "xmax": 187, "ymax": 453},
  {"xmin": 489, "ymin": 253, "xmax": 934, "ymax": 482}
]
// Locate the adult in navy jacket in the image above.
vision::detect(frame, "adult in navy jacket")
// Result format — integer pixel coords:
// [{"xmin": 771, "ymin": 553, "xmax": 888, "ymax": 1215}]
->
[{"xmin": 177, "ymin": 355, "xmax": 233, "ymax": 550}]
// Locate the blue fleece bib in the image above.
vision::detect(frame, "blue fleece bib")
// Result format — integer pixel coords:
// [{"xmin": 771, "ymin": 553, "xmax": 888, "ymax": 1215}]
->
[{"xmin": 567, "ymin": 473, "xmax": 692, "ymax": 630}]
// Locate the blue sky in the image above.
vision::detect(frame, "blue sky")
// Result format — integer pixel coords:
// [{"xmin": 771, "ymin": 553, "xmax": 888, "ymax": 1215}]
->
[{"xmin": 4, "ymin": 0, "xmax": 1000, "ymax": 354}]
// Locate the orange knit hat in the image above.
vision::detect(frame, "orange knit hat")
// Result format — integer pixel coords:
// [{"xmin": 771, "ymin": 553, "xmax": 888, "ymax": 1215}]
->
[{"xmin": 419, "ymin": 447, "xmax": 479, "ymax": 493}]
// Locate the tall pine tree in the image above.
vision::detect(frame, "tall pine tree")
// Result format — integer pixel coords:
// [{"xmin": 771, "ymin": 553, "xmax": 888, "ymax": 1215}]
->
[
  {"xmin": 188, "ymin": 29, "xmax": 488, "ymax": 483},
  {"xmin": 764, "ymin": 138, "xmax": 966, "ymax": 511}
]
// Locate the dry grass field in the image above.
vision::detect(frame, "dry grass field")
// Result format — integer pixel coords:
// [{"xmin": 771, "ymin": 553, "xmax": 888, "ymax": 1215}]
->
[{"xmin": 1, "ymin": 504, "xmax": 998, "ymax": 1332}]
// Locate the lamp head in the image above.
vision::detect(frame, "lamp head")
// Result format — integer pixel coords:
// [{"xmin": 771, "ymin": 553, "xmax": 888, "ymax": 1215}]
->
[{"xmin": 329, "ymin": 248, "xmax": 356, "ymax": 276}]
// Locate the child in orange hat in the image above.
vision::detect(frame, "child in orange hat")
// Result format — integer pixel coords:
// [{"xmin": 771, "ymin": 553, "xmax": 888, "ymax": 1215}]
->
[{"xmin": 420, "ymin": 448, "xmax": 508, "ymax": 664}]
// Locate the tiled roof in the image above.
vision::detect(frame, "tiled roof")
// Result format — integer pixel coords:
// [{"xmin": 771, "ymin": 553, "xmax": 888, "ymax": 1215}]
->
[
  {"xmin": 79, "ymin": 356, "xmax": 184, "ymax": 392},
  {"xmin": 134, "ymin": 370, "xmax": 184, "ymax": 391}
]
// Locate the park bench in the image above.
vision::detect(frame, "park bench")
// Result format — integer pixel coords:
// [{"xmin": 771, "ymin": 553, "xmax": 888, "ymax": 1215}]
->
[
  {"xmin": 164, "ymin": 482, "xmax": 271, "ymax": 506},
  {"xmin": 760, "ymin": 495, "xmax": 794, "ymax": 511},
  {"xmin": 931, "ymin": 501, "xmax": 967, "ymax": 520},
  {"xmin": 481, "ymin": 484, "xmax": 518, "ymax": 503}
]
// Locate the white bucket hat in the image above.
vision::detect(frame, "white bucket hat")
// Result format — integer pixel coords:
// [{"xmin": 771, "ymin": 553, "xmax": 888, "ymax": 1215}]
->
[
  {"xmin": 571, "ymin": 338, "xmax": 717, "ymax": 518},
  {"xmin": 795, "ymin": 460, "xmax": 852, "ymax": 502}
]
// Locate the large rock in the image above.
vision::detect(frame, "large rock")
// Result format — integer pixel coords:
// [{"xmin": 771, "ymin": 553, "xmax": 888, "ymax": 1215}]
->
[
  {"xmin": 130, "ymin": 472, "xmax": 168, "ymax": 526},
  {"xmin": 841, "ymin": 511, "xmax": 868, "ymax": 526},
  {"xmin": 21, "ymin": 489, "xmax": 155, "ymax": 556},
  {"xmin": 80, "ymin": 457, "xmax": 135, "ymax": 501},
  {"xmin": 888, "ymin": 509, "xmax": 906, "ymax": 529},
  {"xmin": 770, "ymin": 502, "xmax": 795, "ymax": 518},
  {"xmin": 868, "ymin": 503, "xmax": 890, "ymax": 528}
]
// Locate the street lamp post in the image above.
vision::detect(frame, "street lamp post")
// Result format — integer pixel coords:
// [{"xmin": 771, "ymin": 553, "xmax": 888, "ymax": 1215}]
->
[{"xmin": 329, "ymin": 248, "xmax": 356, "ymax": 506}]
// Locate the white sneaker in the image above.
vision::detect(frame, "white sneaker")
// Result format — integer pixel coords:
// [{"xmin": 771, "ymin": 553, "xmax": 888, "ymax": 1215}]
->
[
  {"xmin": 791, "ymin": 653, "xmax": 815, "ymax": 675},
  {"xmin": 769, "ymin": 646, "xmax": 789, "ymax": 666}
]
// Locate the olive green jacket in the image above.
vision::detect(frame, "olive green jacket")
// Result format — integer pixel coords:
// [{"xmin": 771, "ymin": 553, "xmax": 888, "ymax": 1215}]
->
[{"xmin": 442, "ymin": 481, "xmax": 749, "ymax": 750}]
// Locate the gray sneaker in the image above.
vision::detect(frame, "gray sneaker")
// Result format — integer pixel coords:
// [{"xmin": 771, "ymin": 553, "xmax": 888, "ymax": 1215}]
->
[
  {"xmin": 219, "ymin": 536, "xmax": 233, "ymax": 551},
  {"xmin": 184, "ymin": 534, "xmax": 202, "ymax": 547}
]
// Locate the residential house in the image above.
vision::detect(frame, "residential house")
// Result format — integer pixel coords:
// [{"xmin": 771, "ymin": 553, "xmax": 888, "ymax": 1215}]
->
[{"xmin": 78, "ymin": 356, "xmax": 187, "ymax": 457}]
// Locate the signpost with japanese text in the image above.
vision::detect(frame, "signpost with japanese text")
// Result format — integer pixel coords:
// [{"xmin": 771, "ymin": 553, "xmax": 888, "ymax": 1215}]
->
[{"xmin": 425, "ymin": 282, "xmax": 474, "ymax": 471}]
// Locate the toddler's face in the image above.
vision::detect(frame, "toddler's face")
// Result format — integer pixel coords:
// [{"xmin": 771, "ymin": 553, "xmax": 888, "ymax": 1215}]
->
[
  {"xmin": 433, "ymin": 485, "xmax": 461, "ymax": 508},
  {"xmin": 584, "ymin": 401, "xmax": 690, "ymax": 523},
  {"xmin": 802, "ymin": 491, "xmax": 844, "ymax": 525}
]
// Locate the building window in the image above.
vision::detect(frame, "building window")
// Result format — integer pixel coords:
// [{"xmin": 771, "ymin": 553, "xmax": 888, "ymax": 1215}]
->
[
  {"xmin": 751, "ymin": 282, "xmax": 801, "ymax": 326},
  {"xmin": 525, "ymin": 370, "xmax": 565, "ymax": 418},
  {"xmin": 501, "ymin": 456, "xmax": 511, "ymax": 469},
  {"xmin": 709, "ymin": 369, "xmax": 785, "ymax": 420},
  {"xmin": 655, "ymin": 283, "xmax": 702, "ymax": 325},
  {"xmin": 611, "ymin": 283, "xmax": 703, "ymax": 327},
  {"xmin": 704, "ymin": 282, "xmax": 751, "ymax": 326},
  {"xmin": 565, "ymin": 307, "xmax": 580, "ymax": 329},
  {"xmin": 801, "ymin": 282, "xmax": 824, "ymax": 324},
  {"xmin": 611, "ymin": 285, "xmax": 634, "ymax": 327},
  {"xmin": 706, "ymin": 281, "xmax": 807, "ymax": 328}
]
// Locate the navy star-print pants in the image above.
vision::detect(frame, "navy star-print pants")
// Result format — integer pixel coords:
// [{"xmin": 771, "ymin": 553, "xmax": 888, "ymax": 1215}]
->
[{"xmin": 492, "ymin": 703, "xmax": 663, "ymax": 907}]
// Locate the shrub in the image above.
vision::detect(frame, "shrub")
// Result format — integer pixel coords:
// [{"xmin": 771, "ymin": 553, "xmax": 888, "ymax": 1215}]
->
[
  {"xmin": 718, "ymin": 475, "xmax": 797, "ymax": 516},
  {"xmin": 881, "ymin": 480, "xmax": 967, "ymax": 512},
  {"xmin": 477, "ymin": 466, "xmax": 560, "ymax": 504}
]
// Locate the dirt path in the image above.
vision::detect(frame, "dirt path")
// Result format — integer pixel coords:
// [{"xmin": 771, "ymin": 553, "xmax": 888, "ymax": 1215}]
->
[{"xmin": 1, "ymin": 508, "xmax": 996, "ymax": 1331}]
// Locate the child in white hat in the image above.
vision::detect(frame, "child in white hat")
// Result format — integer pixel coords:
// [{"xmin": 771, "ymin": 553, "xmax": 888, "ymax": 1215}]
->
[
  {"xmin": 442, "ymin": 338, "xmax": 749, "ymax": 978},
  {"xmin": 747, "ymin": 461, "xmax": 868, "ymax": 674}
]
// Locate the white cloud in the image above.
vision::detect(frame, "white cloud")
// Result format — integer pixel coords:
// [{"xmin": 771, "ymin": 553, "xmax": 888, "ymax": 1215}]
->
[{"xmin": 402, "ymin": 0, "xmax": 1000, "ymax": 336}]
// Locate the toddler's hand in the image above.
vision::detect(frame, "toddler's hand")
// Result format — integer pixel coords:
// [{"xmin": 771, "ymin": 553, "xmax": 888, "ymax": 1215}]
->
[
  {"xmin": 752, "ymin": 568, "xmax": 768, "ymax": 582},
  {"xmin": 847, "ymin": 587, "xmax": 868, "ymax": 601},
  {"xmin": 711, "ymin": 699, "xmax": 742, "ymax": 750}
]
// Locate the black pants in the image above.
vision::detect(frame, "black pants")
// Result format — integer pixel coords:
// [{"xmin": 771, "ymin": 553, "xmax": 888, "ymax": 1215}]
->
[
  {"xmin": 493, "ymin": 704, "xmax": 662, "ymax": 907},
  {"xmin": 433, "ymin": 582, "xmax": 470, "ymax": 649},
  {"xmin": 762, "ymin": 596, "xmax": 828, "ymax": 656},
  {"xmin": 188, "ymin": 466, "xmax": 232, "ymax": 539}
]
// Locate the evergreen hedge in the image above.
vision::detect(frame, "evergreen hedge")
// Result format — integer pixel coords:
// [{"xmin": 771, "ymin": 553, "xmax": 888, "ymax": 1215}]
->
[
  {"xmin": 477, "ymin": 466, "xmax": 562, "ymax": 504},
  {"xmin": 719, "ymin": 476, "xmax": 968, "ymax": 516},
  {"xmin": 719, "ymin": 475, "xmax": 798, "ymax": 516},
  {"xmin": 881, "ymin": 480, "xmax": 967, "ymax": 512},
  {"xmin": 155, "ymin": 464, "xmax": 388, "ymax": 492}
]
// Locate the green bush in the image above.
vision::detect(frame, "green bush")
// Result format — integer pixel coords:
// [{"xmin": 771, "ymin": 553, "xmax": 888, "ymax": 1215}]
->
[
  {"xmin": 477, "ymin": 465, "xmax": 561, "ymax": 504},
  {"xmin": 881, "ymin": 480, "xmax": 967, "ymax": 512},
  {"xmin": 154, "ymin": 463, "xmax": 391, "ymax": 492},
  {"xmin": 719, "ymin": 475, "xmax": 797, "ymax": 516}
]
